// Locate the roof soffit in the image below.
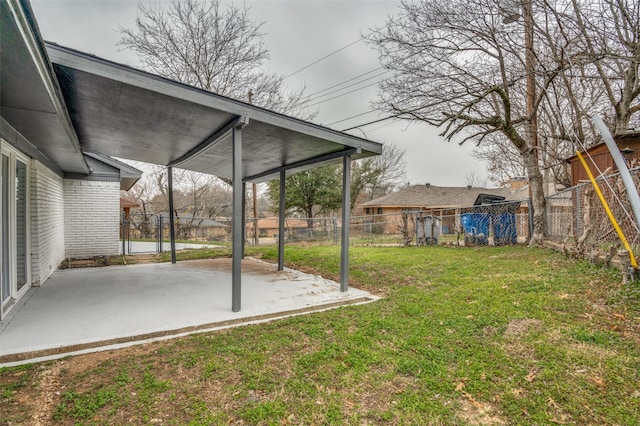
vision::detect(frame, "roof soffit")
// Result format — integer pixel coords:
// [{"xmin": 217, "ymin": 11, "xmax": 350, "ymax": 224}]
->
[{"xmin": 45, "ymin": 43, "xmax": 383, "ymax": 180}]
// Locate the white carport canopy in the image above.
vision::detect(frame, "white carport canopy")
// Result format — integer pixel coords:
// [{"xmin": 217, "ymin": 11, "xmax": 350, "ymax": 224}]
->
[{"xmin": 46, "ymin": 47, "xmax": 382, "ymax": 312}]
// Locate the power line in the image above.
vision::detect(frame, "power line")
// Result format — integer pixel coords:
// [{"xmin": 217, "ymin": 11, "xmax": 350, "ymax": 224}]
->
[
  {"xmin": 326, "ymin": 109, "xmax": 380, "ymax": 126},
  {"xmin": 341, "ymin": 114, "xmax": 400, "ymax": 132},
  {"xmin": 365, "ymin": 120, "xmax": 397, "ymax": 134},
  {"xmin": 306, "ymin": 78, "xmax": 390, "ymax": 108},
  {"xmin": 283, "ymin": 36, "xmax": 366, "ymax": 80},
  {"xmin": 307, "ymin": 70, "xmax": 391, "ymax": 103},
  {"xmin": 306, "ymin": 66, "xmax": 385, "ymax": 98}
]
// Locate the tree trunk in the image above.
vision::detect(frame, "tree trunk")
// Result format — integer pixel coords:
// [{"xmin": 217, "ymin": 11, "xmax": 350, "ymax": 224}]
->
[{"xmin": 521, "ymin": 145, "xmax": 546, "ymax": 245}]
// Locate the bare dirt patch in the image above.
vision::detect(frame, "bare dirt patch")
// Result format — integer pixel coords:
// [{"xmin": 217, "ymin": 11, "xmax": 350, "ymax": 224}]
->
[
  {"xmin": 31, "ymin": 363, "xmax": 64, "ymax": 426},
  {"xmin": 457, "ymin": 397, "xmax": 506, "ymax": 425},
  {"xmin": 504, "ymin": 318, "xmax": 543, "ymax": 336}
]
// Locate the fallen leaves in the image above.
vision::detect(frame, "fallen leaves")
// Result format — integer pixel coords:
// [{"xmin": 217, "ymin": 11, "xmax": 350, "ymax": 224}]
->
[
  {"xmin": 589, "ymin": 375, "xmax": 606, "ymax": 390},
  {"xmin": 461, "ymin": 391, "xmax": 485, "ymax": 409},
  {"xmin": 511, "ymin": 388, "xmax": 525, "ymax": 398},
  {"xmin": 525, "ymin": 370, "xmax": 537, "ymax": 383}
]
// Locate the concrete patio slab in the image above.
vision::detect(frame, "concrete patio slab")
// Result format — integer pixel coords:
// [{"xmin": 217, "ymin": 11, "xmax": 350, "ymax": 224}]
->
[
  {"xmin": 0, "ymin": 258, "xmax": 378, "ymax": 366},
  {"xmin": 120, "ymin": 240, "xmax": 223, "ymax": 254}
]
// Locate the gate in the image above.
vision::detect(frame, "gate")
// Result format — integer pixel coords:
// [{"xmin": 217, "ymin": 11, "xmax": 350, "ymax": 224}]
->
[{"xmin": 120, "ymin": 213, "xmax": 167, "ymax": 254}]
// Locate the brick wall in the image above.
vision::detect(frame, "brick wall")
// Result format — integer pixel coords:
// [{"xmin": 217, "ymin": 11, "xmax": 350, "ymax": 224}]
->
[
  {"xmin": 63, "ymin": 179, "xmax": 120, "ymax": 258},
  {"xmin": 30, "ymin": 160, "xmax": 65, "ymax": 286}
]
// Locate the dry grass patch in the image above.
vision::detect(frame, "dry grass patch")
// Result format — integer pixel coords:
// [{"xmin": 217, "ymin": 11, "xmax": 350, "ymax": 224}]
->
[
  {"xmin": 456, "ymin": 397, "xmax": 506, "ymax": 425},
  {"xmin": 504, "ymin": 318, "xmax": 543, "ymax": 336}
]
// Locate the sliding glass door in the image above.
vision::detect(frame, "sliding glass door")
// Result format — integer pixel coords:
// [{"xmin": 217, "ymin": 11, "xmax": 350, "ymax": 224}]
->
[
  {"xmin": 1, "ymin": 153, "xmax": 10, "ymax": 317},
  {"xmin": 1, "ymin": 142, "xmax": 30, "ymax": 319}
]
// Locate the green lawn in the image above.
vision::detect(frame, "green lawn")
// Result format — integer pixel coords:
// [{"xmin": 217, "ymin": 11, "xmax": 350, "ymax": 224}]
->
[{"xmin": 2, "ymin": 245, "xmax": 639, "ymax": 425}]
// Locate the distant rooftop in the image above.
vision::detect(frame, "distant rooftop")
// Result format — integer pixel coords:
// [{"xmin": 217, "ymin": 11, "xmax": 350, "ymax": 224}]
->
[{"xmin": 360, "ymin": 184, "xmax": 527, "ymax": 209}]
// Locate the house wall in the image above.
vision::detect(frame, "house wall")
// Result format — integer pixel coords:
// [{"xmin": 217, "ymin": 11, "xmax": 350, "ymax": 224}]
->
[
  {"xmin": 30, "ymin": 160, "xmax": 65, "ymax": 285},
  {"xmin": 63, "ymin": 179, "xmax": 120, "ymax": 258}
]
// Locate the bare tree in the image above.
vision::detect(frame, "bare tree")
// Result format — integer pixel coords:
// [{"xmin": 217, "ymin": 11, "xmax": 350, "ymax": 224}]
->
[
  {"xmin": 464, "ymin": 171, "xmax": 489, "ymax": 188},
  {"xmin": 367, "ymin": 0, "xmax": 638, "ymax": 243},
  {"xmin": 472, "ymin": 134, "xmax": 526, "ymax": 186},
  {"xmin": 567, "ymin": 0, "xmax": 639, "ymax": 135},
  {"xmin": 119, "ymin": 0, "xmax": 316, "ymax": 120},
  {"xmin": 350, "ymin": 143, "xmax": 407, "ymax": 209},
  {"xmin": 368, "ymin": 0, "xmax": 554, "ymax": 242}
]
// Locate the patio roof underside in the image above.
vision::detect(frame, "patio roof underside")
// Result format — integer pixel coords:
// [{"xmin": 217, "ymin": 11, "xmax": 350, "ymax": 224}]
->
[{"xmin": 44, "ymin": 44, "xmax": 382, "ymax": 181}]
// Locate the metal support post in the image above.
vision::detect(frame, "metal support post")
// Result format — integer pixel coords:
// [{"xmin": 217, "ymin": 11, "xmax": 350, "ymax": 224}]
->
[
  {"xmin": 575, "ymin": 185, "xmax": 582, "ymax": 238},
  {"xmin": 232, "ymin": 126, "xmax": 243, "ymax": 312},
  {"xmin": 340, "ymin": 155, "xmax": 351, "ymax": 292},
  {"xmin": 242, "ymin": 182, "xmax": 246, "ymax": 259},
  {"xmin": 527, "ymin": 198, "xmax": 534, "ymax": 240},
  {"xmin": 158, "ymin": 214, "xmax": 163, "ymax": 253},
  {"xmin": 415, "ymin": 211, "xmax": 420, "ymax": 246},
  {"xmin": 121, "ymin": 211, "xmax": 126, "ymax": 255},
  {"xmin": 278, "ymin": 170, "xmax": 286, "ymax": 271},
  {"xmin": 168, "ymin": 166, "xmax": 177, "ymax": 264}
]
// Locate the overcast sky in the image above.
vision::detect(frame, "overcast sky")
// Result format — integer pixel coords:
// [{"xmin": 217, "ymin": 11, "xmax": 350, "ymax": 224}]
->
[{"xmin": 30, "ymin": 0, "xmax": 491, "ymax": 187}]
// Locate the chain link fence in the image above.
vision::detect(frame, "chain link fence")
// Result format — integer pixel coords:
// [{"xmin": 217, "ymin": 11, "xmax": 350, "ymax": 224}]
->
[
  {"xmin": 116, "ymin": 169, "xmax": 640, "ymax": 273},
  {"xmin": 349, "ymin": 203, "xmax": 530, "ymax": 247},
  {"xmin": 243, "ymin": 201, "xmax": 531, "ymax": 247},
  {"xmin": 121, "ymin": 204, "xmax": 532, "ymax": 252},
  {"xmin": 121, "ymin": 213, "xmax": 229, "ymax": 254},
  {"xmin": 545, "ymin": 167, "xmax": 640, "ymax": 265}
]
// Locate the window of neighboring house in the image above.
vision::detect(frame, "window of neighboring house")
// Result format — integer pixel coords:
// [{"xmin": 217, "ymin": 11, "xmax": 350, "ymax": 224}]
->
[
  {"xmin": 377, "ymin": 208, "xmax": 383, "ymax": 215},
  {"xmin": 365, "ymin": 208, "xmax": 370, "ymax": 214}
]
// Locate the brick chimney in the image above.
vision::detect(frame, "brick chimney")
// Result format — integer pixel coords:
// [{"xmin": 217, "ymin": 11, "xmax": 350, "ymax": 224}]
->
[{"xmin": 507, "ymin": 176, "xmax": 528, "ymax": 190}]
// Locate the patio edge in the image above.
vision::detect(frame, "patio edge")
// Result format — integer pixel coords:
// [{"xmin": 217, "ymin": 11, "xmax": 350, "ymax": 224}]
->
[{"xmin": 0, "ymin": 296, "xmax": 376, "ymax": 366}]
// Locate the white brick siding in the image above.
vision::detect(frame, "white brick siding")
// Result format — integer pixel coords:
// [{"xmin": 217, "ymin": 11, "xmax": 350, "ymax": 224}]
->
[
  {"xmin": 30, "ymin": 160, "xmax": 65, "ymax": 285},
  {"xmin": 63, "ymin": 179, "xmax": 120, "ymax": 258}
]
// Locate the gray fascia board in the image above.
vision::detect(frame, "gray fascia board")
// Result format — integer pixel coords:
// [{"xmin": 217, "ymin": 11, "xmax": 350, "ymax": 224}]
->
[
  {"xmin": 168, "ymin": 116, "xmax": 241, "ymax": 167},
  {"xmin": 244, "ymin": 148, "xmax": 359, "ymax": 183},
  {"xmin": 11, "ymin": 0, "xmax": 90, "ymax": 174},
  {"xmin": 84, "ymin": 152, "xmax": 143, "ymax": 178},
  {"xmin": 63, "ymin": 172, "xmax": 120, "ymax": 182},
  {"xmin": 45, "ymin": 43, "xmax": 384, "ymax": 156},
  {"xmin": 0, "ymin": 117, "xmax": 63, "ymax": 177}
]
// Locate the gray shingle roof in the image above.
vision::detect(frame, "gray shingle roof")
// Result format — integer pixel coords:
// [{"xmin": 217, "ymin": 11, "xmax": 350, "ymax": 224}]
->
[{"xmin": 360, "ymin": 185, "xmax": 526, "ymax": 209}]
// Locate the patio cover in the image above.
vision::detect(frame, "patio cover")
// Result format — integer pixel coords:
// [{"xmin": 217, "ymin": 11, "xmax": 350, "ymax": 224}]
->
[
  {"xmin": 45, "ymin": 43, "xmax": 381, "ymax": 181},
  {"xmin": 2, "ymin": 0, "xmax": 383, "ymax": 312}
]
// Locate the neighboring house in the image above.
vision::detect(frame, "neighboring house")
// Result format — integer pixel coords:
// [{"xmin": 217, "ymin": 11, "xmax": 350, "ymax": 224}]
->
[
  {"xmin": 120, "ymin": 197, "xmax": 141, "ymax": 222},
  {"xmin": 120, "ymin": 197, "xmax": 141, "ymax": 240},
  {"xmin": 161, "ymin": 212, "xmax": 228, "ymax": 241},
  {"xmin": 566, "ymin": 131, "xmax": 640, "ymax": 186},
  {"xmin": 357, "ymin": 181, "xmax": 529, "ymax": 234},
  {"xmin": 246, "ymin": 217, "xmax": 310, "ymax": 238},
  {"xmin": 124, "ymin": 210, "xmax": 229, "ymax": 242}
]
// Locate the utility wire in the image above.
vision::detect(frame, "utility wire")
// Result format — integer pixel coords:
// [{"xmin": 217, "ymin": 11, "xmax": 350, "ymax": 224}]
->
[
  {"xmin": 306, "ymin": 66, "xmax": 385, "ymax": 98},
  {"xmin": 366, "ymin": 120, "xmax": 397, "ymax": 134},
  {"xmin": 326, "ymin": 109, "xmax": 380, "ymax": 126},
  {"xmin": 283, "ymin": 36, "xmax": 366, "ymax": 80},
  {"xmin": 307, "ymin": 70, "xmax": 391, "ymax": 103},
  {"xmin": 341, "ymin": 114, "xmax": 400, "ymax": 132},
  {"xmin": 306, "ymin": 78, "xmax": 391, "ymax": 108}
]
